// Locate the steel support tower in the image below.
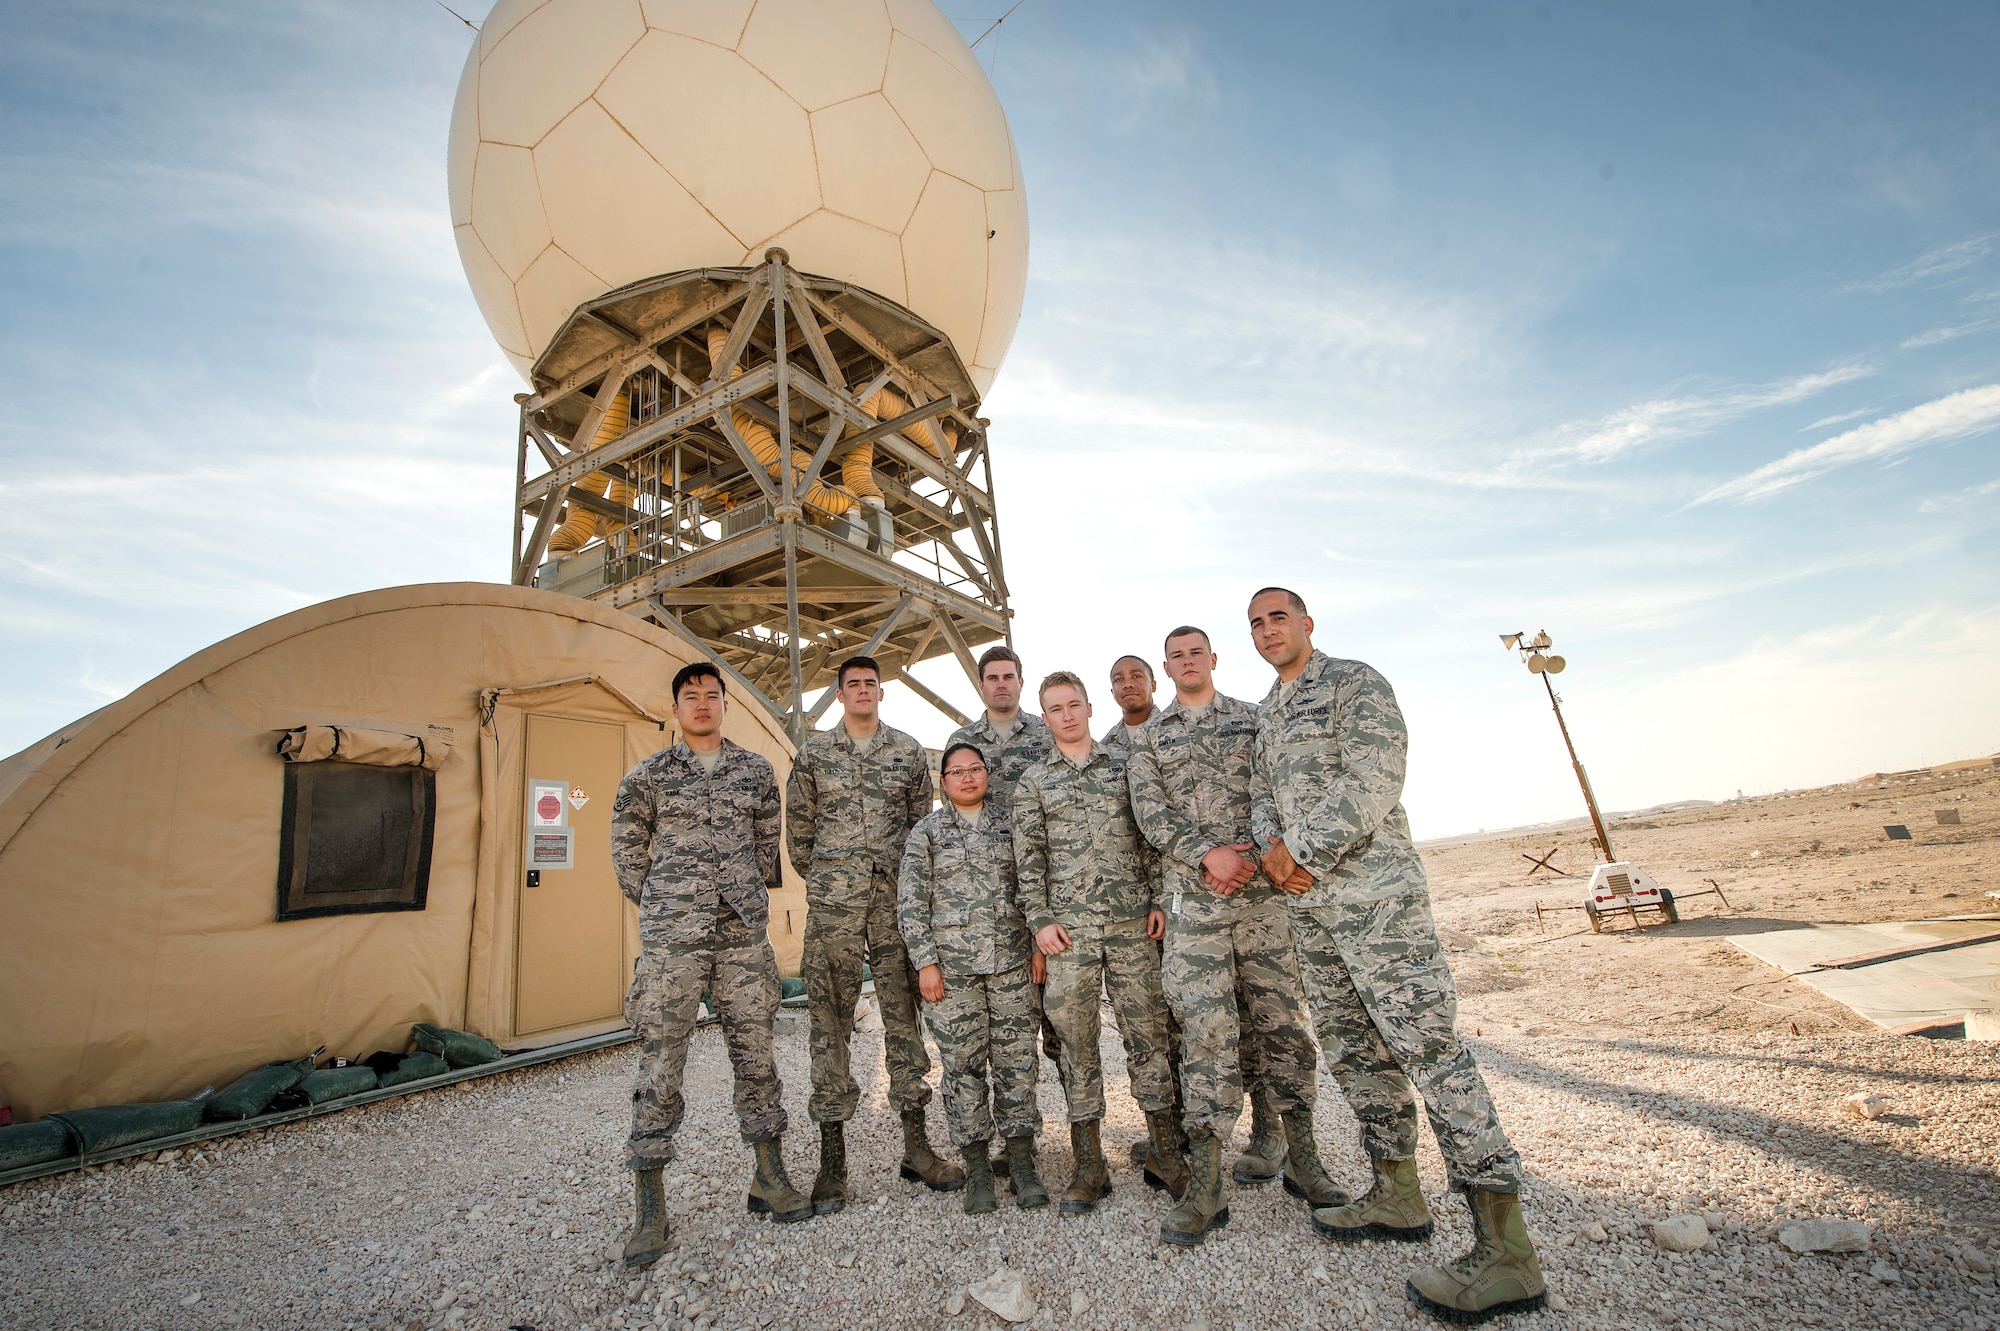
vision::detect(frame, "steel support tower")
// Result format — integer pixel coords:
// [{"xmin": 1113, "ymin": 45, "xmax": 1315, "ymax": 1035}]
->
[{"xmin": 509, "ymin": 250, "xmax": 1011, "ymax": 741}]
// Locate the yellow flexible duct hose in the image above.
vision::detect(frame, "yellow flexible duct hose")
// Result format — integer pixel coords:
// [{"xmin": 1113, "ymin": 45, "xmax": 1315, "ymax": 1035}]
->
[
  {"xmin": 841, "ymin": 443, "xmax": 884, "ymax": 502},
  {"xmin": 549, "ymin": 393, "xmax": 632, "ymax": 554},
  {"xmin": 705, "ymin": 328, "xmax": 850, "ymax": 515},
  {"xmin": 865, "ymin": 386, "xmax": 952, "ymax": 465}
]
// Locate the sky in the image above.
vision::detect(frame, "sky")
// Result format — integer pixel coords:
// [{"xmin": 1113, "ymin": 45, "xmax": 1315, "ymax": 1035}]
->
[{"xmin": 3, "ymin": 1, "xmax": 1997, "ymax": 839}]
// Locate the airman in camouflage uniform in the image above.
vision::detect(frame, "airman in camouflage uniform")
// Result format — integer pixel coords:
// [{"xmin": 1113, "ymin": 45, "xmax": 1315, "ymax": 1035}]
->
[
  {"xmin": 1016, "ymin": 671, "xmax": 1172, "ymax": 1214},
  {"xmin": 947, "ymin": 645, "xmax": 1062, "ymax": 1098},
  {"xmin": 1246, "ymin": 588, "xmax": 1543, "ymax": 1325},
  {"xmin": 1128, "ymin": 632, "xmax": 1341, "ymax": 1246},
  {"xmin": 897, "ymin": 741, "xmax": 1049, "ymax": 1214},
  {"xmin": 610, "ymin": 664, "xmax": 811, "ymax": 1266},
  {"xmin": 785, "ymin": 656, "xmax": 958, "ymax": 1212},
  {"xmin": 1102, "ymin": 656, "xmax": 1188, "ymax": 1191}
]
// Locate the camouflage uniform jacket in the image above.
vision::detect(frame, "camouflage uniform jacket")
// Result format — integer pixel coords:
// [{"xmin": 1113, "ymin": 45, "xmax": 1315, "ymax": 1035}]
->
[
  {"xmin": 897, "ymin": 803, "xmax": 1031, "ymax": 977},
  {"xmin": 1098, "ymin": 714, "xmax": 1154, "ymax": 760},
  {"xmin": 1014, "ymin": 742, "xmax": 1162, "ymax": 934},
  {"xmin": 611, "ymin": 739, "xmax": 780, "ymax": 945},
  {"xmin": 1127, "ymin": 693, "xmax": 1280, "ymax": 925},
  {"xmin": 784, "ymin": 721, "xmax": 932, "ymax": 909},
  {"xmin": 944, "ymin": 712, "xmax": 1053, "ymax": 814},
  {"xmin": 1250, "ymin": 650, "xmax": 1427, "ymax": 909}
]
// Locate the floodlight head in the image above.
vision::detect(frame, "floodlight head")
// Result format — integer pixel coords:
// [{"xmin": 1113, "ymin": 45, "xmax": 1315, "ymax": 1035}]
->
[
  {"xmin": 1499, "ymin": 633, "xmax": 1523, "ymax": 650},
  {"xmin": 1526, "ymin": 654, "xmax": 1548, "ymax": 674},
  {"xmin": 1545, "ymin": 655, "xmax": 1566, "ymax": 674},
  {"xmin": 1528, "ymin": 630, "xmax": 1552, "ymax": 650}
]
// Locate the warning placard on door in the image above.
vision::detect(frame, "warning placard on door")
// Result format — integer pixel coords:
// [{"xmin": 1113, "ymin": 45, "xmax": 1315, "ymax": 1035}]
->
[
  {"xmin": 529, "ymin": 829, "xmax": 574, "ymax": 870},
  {"xmin": 530, "ymin": 780, "xmax": 566, "ymax": 828},
  {"xmin": 569, "ymin": 785, "xmax": 590, "ymax": 811}
]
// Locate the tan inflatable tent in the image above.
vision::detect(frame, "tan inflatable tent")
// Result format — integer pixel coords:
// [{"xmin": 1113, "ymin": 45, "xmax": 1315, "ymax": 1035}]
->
[{"xmin": 0, "ymin": 583, "xmax": 807, "ymax": 1122}]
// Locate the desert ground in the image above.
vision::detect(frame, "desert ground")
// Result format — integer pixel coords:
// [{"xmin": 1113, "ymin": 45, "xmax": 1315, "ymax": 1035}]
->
[{"xmin": 2, "ymin": 765, "xmax": 1996, "ymax": 1331}]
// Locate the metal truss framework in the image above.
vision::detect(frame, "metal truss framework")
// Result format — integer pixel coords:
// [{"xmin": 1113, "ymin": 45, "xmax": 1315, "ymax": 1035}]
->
[{"xmin": 511, "ymin": 250, "xmax": 1012, "ymax": 741}]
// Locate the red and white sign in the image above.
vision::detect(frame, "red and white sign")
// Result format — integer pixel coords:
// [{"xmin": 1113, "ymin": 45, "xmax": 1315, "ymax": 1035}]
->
[
  {"xmin": 568, "ymin": 786, "xmax": 590, "ymax": 811},
  {"xmin": 530, "ymin": 780, "xmax": 567, "ymax": 828}
]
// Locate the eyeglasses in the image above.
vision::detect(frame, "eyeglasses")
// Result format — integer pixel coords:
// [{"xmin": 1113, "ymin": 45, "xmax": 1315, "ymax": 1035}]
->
[{"xmin": 941, "ymin": 765, "xmax": 987, "ymax": 779}]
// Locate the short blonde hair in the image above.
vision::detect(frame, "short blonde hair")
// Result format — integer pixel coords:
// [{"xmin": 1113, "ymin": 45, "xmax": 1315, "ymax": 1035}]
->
[{"xmin": 1038, "ymin": 670, "xmax": 1088, "ymax": 704}]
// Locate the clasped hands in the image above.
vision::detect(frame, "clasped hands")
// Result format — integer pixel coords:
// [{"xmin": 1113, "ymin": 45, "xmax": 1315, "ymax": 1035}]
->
[{"xmin": 1200, "ymin": 840, "xmax": 1315, "ymax": 896}]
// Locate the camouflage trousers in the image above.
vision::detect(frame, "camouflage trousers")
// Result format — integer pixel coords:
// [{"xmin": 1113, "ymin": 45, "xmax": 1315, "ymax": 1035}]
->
[
  {"xmin": 801, "ymin": 872, "xmax": 932, "ymax": 1123},
  {"xmin": 922, "ymin": 962, "xmax": 1044, "ymax": 1147},
  {"xmin": 1292, "ymin": 894, "xmax": 1522, "ymax": 1191},
  {"xmin": 1042, "ymin": 916, "xmax": 1174, "ymax": 1122},
  {"xmin": 625, "ymin": 906, "xmax": 786, "ymax": 1169},
  {"xmin": 1163, "ymin": 894, "xmax": 1317, "ymax": 1136}
]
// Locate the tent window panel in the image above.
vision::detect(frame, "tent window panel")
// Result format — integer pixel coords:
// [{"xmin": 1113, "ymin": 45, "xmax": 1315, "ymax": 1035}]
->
[{"xmin": 276, "ymin": 761, "xmax": 436, "ymax": 921}]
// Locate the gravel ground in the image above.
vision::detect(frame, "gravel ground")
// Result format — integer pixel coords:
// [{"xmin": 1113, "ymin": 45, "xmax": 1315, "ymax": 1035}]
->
[{"xmin": 5, "ymin": 770, "xmax": 1997, "ymax": 1330}]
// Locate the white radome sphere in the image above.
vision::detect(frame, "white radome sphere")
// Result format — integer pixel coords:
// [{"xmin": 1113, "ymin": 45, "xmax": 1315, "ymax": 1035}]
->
[{"xmin": 448, "ymin": 0, "xmax": 1028, "ymax": 395}]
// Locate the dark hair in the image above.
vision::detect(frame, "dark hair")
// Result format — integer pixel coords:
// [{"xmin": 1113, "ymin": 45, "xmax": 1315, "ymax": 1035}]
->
[
  {"xmin": 976, "ymin": 645, "xmax": 1022, "ymax": 679},
  {"xmin": 1109, "ymin": 654, "xmax": 1154, "ymax": 679},
  {"xmin": 836, "ymin": 655, "xmax": 882, "ymax": 688},
  {"xmin": 1038, "ymin": 669, "xmax": 1087, "ymax": 703},
  {"xmin": 672, "ymin": 662, "xmax": 726, "ymax": 700},
  {"xmin": 1163, "ymin": 626, "xmax": 1211, "ymax": 652},
  {"xmin": 940, "ymin": 742, "xmax": 987, "ymax": 773},
  {"xmin": 1249, "ymin": 586, "xmax": 1308, "ymax": 616}
]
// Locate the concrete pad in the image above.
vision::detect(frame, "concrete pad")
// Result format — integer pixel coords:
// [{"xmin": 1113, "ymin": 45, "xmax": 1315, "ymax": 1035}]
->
[{"xmin": 1731, "ymin": 919, "xmax": 2000, "ymax": 1030}]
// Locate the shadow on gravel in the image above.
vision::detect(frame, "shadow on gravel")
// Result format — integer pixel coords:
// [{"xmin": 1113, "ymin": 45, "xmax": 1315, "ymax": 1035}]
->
[
  {"xmin": 1473, "ymin": 1038, "xmax": 2000, "ymax": 1213},
  {"xmin": 1659, "ymin": 915, "xmax": 1816, "ymax": 938}
]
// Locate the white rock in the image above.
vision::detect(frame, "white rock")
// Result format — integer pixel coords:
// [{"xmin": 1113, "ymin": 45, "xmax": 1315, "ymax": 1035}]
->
[
  {"xmin": 180, "ymin": 1292, "xmax": 201, "ymax": 1308},
  {"xmin": 1843, "ymin": 1092, "xmax": 1888, "ymax": 1119},
  {"xmin": 1651, "ymin": 1214, "xmax": 1710, "ymax": 1252},
  {"xmin": 968, "ymin": 1267, "xmax": 1036, "ymax": 1323},
  {"xmin": 1963, "ymin": 1247, "xmax": 1995, "ymax": 1275},
  {"xmin": 944, "ymin": 1288, "xmax": 966, "ymax": 1316},
  {"xmin": 1547, "ymin": 1291, "xmax": 1570, "ymax": 1312},
  {"xmin": 1703, "ymin": 1211, "xmax": 1725, "ymax": 1231},
  {"xmin": 1579, "ymin": 1221, "xmax": 1609, "ymax": 1243},
  {"xmin": 1071, "ymin": 1290, "xmax": 1088, "ymax": 1316},
  {"xmin": 1869, "ymin": 1259, "xmax": 1902, "ymax": 1283},
  {"xmin": 1774, "ymin": 1219, "xmax": 1872, "ymax": 1254}
]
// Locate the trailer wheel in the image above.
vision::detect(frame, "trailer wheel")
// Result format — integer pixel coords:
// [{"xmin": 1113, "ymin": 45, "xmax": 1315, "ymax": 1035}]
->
[
  {"xmin": 1659, "ymin": 888, "xmax": 1679, "ymax": 925},
  {"xmin": 1584, "ymin": 901, "xmax": 1603, "ymax": 934}
]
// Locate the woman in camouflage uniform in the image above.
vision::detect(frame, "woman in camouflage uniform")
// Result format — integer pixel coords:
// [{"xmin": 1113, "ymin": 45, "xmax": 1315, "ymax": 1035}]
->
[{"xmin": 897, "ymin": 741, "xmax": 1048, "ymax": 1215}]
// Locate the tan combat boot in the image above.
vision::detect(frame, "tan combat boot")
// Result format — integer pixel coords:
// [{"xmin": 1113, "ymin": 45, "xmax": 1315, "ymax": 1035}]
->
[
  {"xmin": 1003, "ymin": 1133, "xmax": 1049, "ymax": 1209},
  {"xmin": 1405, "ymin": 1187, "xmax": 1546, "ymax": 1324},
  {"xmin": 1140, "ymin": 1109, "xmax": 1191, "ymax": 1200},
  {"xmin": 809, "ymin": 1121, "xmax": 847, "ymax": 1215},
  {"xmin": 745, "ymin": 1138, "xmax": 812, "ymax": 1223},
  {"xmin": 1059, "ymin": 1119, "xmax": 1112, "ymax": 1214},
  {"xmin": 961, "ymin": 1143, "xmax": 998, "ymax": 1216},
  {"xmin": 1232, "ymin": 1083, "xmax": 1285, "ymax": 1184},
  {"xmin": 1279, "ymin": 1107, "xmax": 1350, "ymax": 1207},
  {"xmin": 622, "ymin": 1166, "xmax": 669, "ymax": 1268},
  {"xmin": 897, "ymin": 1106, "xmax": 966, "ymax": 1192},
  {"xmin": 1158, "ymin": 1128, "xmax": 1229, "ymax": 1247},
  {"xmin": 1311, "ymin": 1155, "xmax": 1433, "ymax": 1242}
]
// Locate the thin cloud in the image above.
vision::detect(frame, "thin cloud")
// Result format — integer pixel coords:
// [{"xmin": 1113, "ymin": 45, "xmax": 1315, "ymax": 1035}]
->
[
  {"xmin": 1901, "ymin": 317, "xmax": 2000, "ymax": 349},
  {"xmin": 1540, "ymin": 364, "xmax": 1872, "ymax": 464},
  {"xmin": 1692, "ymin": 383, "xmax": 2000, "ymax": 505},
  {"xmin": 1846, "ymin": 235, "xmax": 1993, "ymax": 294},
  {"xmin": 1917, "ymin": 476, "xmax": 2000, "ymax": 513}
]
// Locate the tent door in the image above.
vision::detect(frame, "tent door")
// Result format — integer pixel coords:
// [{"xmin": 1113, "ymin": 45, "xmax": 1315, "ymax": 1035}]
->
[{"xmin": 515, "ymin": 714, "xmax": 626, "ymax": 1037}]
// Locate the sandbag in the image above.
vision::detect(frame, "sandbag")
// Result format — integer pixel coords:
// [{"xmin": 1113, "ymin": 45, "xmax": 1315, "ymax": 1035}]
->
[
  {"xmin": 294, "ymin": 1065, "xmax": 379, "ymax": 1104},
  {"xmin": 367, "ymin": 1051, "xmax": 450, "ymax": 1088},
  {"xmin": 0, "ymin": 1119, "xmax": 77, "ymax": 1171},
  {"xmin": 207, "ymin": 1057, "xmax": 315, "ymax": 1121},
  {"xmin": 411, "ymin": 1024, "xmax": 503, "ymax": 1069},
  {"xmin": 49, "ymin": 1100, "xmax": 205, "ymax": 1154}
]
